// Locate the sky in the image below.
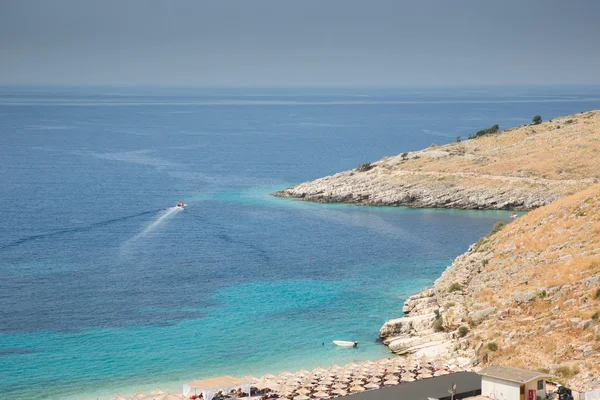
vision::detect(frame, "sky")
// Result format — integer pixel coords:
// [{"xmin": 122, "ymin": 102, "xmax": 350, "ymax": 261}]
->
[{"xmin": 1, "ymin": 0, "xmax": 600, "ymax": 86}]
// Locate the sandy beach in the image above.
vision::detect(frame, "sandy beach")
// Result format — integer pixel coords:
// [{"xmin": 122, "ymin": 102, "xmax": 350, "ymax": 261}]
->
[{"xmin": 107, "ymin": 356, "xmax": 474, "ymax": 400}]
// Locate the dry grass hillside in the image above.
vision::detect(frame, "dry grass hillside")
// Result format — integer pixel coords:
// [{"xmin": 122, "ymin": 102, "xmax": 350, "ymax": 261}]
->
[
  {"xmin": 276, "ymin": 110, "xmax": 600, "ymax": 210},
  {"xmin": 446, "ymin": 184, "xmax": 600, "ymax": 389},
  {"xmin": 396, "ymin": 110, "xmax": 600, "ymax": 181}
]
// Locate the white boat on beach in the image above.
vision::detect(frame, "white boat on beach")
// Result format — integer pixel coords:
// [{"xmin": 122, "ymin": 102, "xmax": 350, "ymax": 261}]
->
[{"xmin": 333, "ymin": 340, "xmax": 358, "ymax": 347}]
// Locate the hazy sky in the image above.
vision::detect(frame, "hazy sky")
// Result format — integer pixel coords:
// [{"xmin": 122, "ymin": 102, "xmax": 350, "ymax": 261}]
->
[{"xmin": 1, "ymin": 0, "xmax": 600, "ymax": 86}]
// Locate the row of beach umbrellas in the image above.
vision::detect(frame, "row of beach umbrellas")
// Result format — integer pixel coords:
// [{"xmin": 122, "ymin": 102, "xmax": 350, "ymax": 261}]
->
[
  {"xmin": 117, "ymin": 357, "xmax": 466, "ymax": 400},
  {"xmin": 246, "ymin": 358, "xmax": 460, "ymax": 399}
]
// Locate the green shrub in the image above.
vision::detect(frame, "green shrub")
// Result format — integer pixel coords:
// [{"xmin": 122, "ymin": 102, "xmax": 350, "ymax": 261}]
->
[
  {"xmin": 489, "ymin": 221, "xmax": 505, "ymax": 235},
  {"xmin": 487, "ymin": 342, "xmax": 498, "ymax": 352},
  {"xmin": 532, "ymin": 115, "xmax": 542, "ymax": 125},
  {"xmin": 458, "ymin": 326, "xmax": 469, "ymax": 338},
  {"xmin": 445, "ymin": 301, "xmax": 456, "ymax": 308},
  {"xmin": 565, "ymin": 119, "xmax": 574, "ymax": 124},
  {"xmin": 555, "ymin": 365, "xmax": 578, "ymax": 378},
  {"xmin": 456, "ymin": 136, "xmax": 461, "ymax": 143},
  {"xmin": 592, "ymin": 311, "xmax": 599, "ymax": 321},
  {"xmin": 356, "ymin": 163, "xmax": 374, "ymax": 172},
  {"xmin": 433, "ymin": 317, "xmax": 444, "ymax": 332},
  {"xmin": 470, "ymin": 124, "xmax": 499, "ymax": 139},
  {"xmin": 449, "ymin": 282, "xmax": 463, "ymax": 293},
  {"xmin": 473, "ymin": 237, "xmax": 489, "ymax": 252},
  {"xmin": 473, "ymin": 221, "xmax": 506, "ymax": 252},
  {"xmin": 596, "ymin": 288, "xmax": 600, "ymax": 298}
]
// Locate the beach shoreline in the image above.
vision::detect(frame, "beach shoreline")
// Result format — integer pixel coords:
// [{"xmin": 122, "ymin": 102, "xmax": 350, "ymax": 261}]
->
[{"xmin": 92, "ymin": 356, "xmax": 475, "ymax": 400}]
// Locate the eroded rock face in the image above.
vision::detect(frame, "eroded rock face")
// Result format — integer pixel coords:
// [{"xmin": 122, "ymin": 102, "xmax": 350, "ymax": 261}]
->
[
  {"xmin": 379, "ymin": 313, "xmax": 438, "ymax": 338},
  {"xmin": 379, "ymin": 184, "xmax": 600, "ymax": 391},
  {"xmin": 273, "ymin": 169, "xmax": 563, "ymax": 211},
  {"xmin": 386, "ymin": 332, "xmax": 448, "ymax": 354}
]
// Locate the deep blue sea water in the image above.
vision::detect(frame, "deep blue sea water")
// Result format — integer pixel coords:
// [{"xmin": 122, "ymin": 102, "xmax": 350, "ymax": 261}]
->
[{"xmin": 1, "ymin": 86, "xmax": 599, "ymax": 399}]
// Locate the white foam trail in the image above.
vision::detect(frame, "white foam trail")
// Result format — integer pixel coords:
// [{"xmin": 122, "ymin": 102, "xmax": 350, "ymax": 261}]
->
[
  {"xmin": 122, "ymin": 207, "xmax": 182, "ymax": 248},
  {"xmin": 141, "ymin": 207, "xmax": 182, "ymax": 235}
]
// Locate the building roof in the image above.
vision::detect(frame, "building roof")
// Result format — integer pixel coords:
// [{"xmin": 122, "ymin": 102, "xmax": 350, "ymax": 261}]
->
[
  {"xmin": 185, "ymin": 376, "xmax": 247, "ymax": 390},
  {"xmin": 339, "ymin": 372, "xmax": 480, "ymax": 400},
  {"xmin": 478, "ymin": 365, "xmax": 551, "ymax": 384}
]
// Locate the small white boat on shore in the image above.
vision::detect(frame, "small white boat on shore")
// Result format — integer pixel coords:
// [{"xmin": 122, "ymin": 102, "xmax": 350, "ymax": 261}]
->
[{"xmin": 333, "ymin": 340, "xmax": 358, "ymax": 347}]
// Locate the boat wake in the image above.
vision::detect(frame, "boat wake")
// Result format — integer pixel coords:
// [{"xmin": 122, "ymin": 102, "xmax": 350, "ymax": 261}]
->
[
  {"xmin": 140, "ymin": 206, "xmax": 182, "ymax": 236},
  {"xmin": 124, "ymin": 206, "xmax": 183, "ymax": 246},
  {"xmin": 0, "ymin": 209, "xmax": 162, "ymax": 251}
]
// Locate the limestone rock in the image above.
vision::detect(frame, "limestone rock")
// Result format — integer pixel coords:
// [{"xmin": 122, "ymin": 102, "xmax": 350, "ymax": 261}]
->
[
  {"xmin": 379, "ymin": 313, "xmax": 437, "ymax": 339},
  {"xmin": 513, "ymin": 290, "xmax": 536, "ymax": 304},
  {"xmin": 580, "ymin": 319, "xmax": 593, "ymax": 330},
  {"xmin": 387, "ymin": 332, "xmax": 448, "ymax": 353}
]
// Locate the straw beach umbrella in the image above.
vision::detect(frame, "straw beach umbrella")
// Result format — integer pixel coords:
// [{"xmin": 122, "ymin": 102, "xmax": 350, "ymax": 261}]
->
[
  {"xmin": 313, "ymin": 391, "xmax": 330, "ymax": 398},
  {"xmin": 350, "ymin": 385, "xmax": 365, "ymax": 393},
  {"xmin": 383, "ymin": 378, "xmax": 399, "ymax": 386},
  {"xmin": 294, "ymin": 395, "xmax": 310, "ymax": 400},
  {"xmin": 371, "ymin": 369, "xmax": 384, "ymax": 377},
  {"xmin": 332, "ymin": 389, "xmax": 348, "ymax": 396},
  {"xmin": 279, "ymin": 390, "xmax": 294, "ymax": 398},
  {"xmin": 364, "ymin": 383, "xmax": 380, "ymax": 389},
  {"xmin": 130, "ymin": 393, "xmax": 145, "ymax": 400},
  {"xmin": 296, "ymin": 388, "xmax": 311, "ymax": 395},
  {"xmin": 401, "ymin": 376, "xmax": 415, "ymax": 383},
  {"xmin": 281, "ymin": 384, "xmax": 299, "ymax": 393},
  {"xmin": 112, "ymin": 395, "xmax": 127, "ymax": 400},
  {"xmin": 151, "ymin": 389, "xmax": 166, "ymax": 395}
]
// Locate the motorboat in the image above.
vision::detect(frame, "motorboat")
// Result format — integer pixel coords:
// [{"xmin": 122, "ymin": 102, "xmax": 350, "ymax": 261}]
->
[
  {"xmin": 175, "ymin": 202, "xmax": 186, "ymax": 208},
  {"xmin": 333, "ymin": 340, "xmax": 358, "ymax": 347}
]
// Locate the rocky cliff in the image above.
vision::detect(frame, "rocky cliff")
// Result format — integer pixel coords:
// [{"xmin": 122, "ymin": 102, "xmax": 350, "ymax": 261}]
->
[
  {"xmin": 275, "ymin": 110, "xmax": 600, "ymax": 211},
  {"xmin": 378, "ymin": 184, "xmax": 600, "ymax": 391}
]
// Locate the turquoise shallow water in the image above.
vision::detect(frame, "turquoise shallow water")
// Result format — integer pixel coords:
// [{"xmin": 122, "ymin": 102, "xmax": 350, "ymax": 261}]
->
[{"xmin": 1, "ymin": 86, "xmax": 599, "ymax": 399}]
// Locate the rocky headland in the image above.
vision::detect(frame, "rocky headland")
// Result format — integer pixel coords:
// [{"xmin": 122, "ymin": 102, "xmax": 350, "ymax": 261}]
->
[
  {"xmin": 379, "ymin": 184, "xmax": 600, "ymax": 391},
  {"xmin": 275, "ymin": 111, "xmax": 600, "ymax": 211}
]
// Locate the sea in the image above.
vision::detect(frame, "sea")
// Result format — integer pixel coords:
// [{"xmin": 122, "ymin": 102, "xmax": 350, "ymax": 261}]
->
[{"xmin": 1, "ymin": 86, "xmax": 599, "ymax": 399}]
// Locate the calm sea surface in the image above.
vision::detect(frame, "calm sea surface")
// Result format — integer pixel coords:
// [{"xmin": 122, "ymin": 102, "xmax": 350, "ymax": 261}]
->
[{"xmin": 1, "ymin": 86, "xmax": 599, "ymax": 399}]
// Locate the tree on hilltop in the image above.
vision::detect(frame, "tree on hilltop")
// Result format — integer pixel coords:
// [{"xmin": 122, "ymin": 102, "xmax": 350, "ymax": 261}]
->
[{"xmin": 532, "ymin": 115, "xmax": 542, "ymax": 125}]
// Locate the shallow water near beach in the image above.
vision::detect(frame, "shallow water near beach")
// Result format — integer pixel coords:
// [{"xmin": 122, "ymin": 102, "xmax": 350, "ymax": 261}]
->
[{"xmin": 1, "ymin": 86, "xmax": 599, "ymax": 399}]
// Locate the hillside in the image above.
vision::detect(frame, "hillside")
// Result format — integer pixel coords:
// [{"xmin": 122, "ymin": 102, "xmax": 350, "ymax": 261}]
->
[
  {"xmin": 275, "ymin": 110, "xmax": 600, "ymax": 211},
  {"xmin": 379, "ymin": 184, "xmax": 600, "ymax": 391}
]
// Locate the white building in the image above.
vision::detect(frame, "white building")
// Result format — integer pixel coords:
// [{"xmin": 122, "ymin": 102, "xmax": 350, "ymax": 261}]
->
[{"xmin": 479, "ymin": 365, "xmax": 549, "ymax": 400}]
